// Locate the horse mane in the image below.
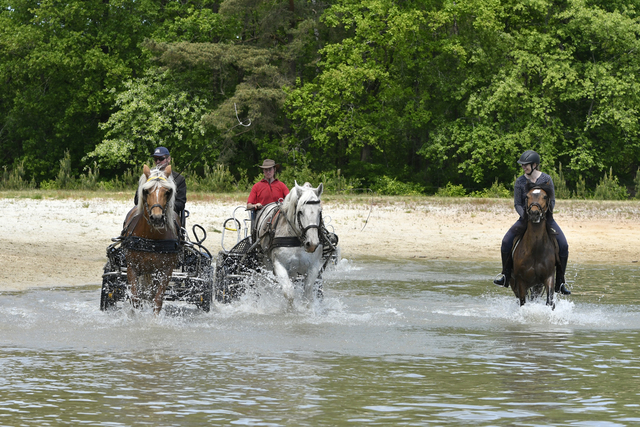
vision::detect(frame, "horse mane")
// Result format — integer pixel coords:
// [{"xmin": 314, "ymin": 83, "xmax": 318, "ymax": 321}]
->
[
  {"xmin": 281, "ymin": 182, "xmax": 319, "ymax": 227},
  {"xmin": 135, "ymin": 167, "xmax": 177, "ymax": 234}
]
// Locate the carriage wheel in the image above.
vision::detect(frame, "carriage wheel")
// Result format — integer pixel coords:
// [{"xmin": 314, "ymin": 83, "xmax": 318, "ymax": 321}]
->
[
  {"xmin": 197, "ymin": 265, "xmax": 214, "ymax": 312},
  {"xmin": 100, "ymin": 261, "xmax": 120, "ymax": 311},
  {"xmin": 214, "ymin": 254, "xmax": 230, "ymax": 303}
]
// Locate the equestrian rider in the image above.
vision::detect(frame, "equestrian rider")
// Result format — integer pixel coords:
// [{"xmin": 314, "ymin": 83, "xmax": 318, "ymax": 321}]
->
[
  {"xmin": 134, "ymin": 146, "xmax": 187, "ymax": 218},
  {"xmin": 493, "ymin": 150, "xmax": 571, "ymax": 295},
  {"xmin": 246, "ymin": 159, "xmax": 289, "ymax": 211}
]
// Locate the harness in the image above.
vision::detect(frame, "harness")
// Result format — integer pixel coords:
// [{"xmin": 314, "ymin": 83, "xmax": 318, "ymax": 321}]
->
[
  {"xmin": 119, "ymin": 174, "xmax": 180, "ymax": 253},
  {"xmin": 121, "ymin": 236, "xmax": 180, "ymax": 253},
  {"xmin": 259, "ymin": 200, "xmax": 323, "ymax": 253}
]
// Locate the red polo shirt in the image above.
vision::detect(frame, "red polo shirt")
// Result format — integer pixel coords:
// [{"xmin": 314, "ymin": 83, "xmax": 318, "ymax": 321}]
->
[{"xmin": 248, "ymin": 179, "xmax": 290, "ymax": 205}]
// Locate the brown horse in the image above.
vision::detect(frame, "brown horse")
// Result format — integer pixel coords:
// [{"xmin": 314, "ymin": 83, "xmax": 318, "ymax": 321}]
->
[
  {"xmin": 511, "ymin": 184, "xmax": 558, "ymax": 309},
  {"xmin": 121, "ymin": 165, "xmax": 179, "ymax": 314}
]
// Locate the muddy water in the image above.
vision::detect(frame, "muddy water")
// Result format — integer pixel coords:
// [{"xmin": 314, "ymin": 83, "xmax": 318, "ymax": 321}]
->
[{"xmin": 1, "ymin": 259, "xmax": 640, "ymax": 426}]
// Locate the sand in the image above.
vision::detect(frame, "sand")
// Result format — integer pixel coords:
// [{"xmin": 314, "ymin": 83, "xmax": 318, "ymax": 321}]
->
[{"xmin": 1, "ymin": 195, "xmax": 638, "ymax": 291}]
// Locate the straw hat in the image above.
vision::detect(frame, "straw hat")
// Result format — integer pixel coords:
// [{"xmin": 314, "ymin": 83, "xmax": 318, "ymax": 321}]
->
[{"xmin": 258, "ymin": 159, "xmax": 280, "ymax": 170}]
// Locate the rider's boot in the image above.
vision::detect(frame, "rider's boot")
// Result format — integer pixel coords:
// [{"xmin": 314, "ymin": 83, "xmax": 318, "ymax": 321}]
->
[
  {"xmin": 555, "ymin": 255, "xmax": 571, "ymax": 295},
  {"xmin": 493, "ymin": 251, "xmax": 511, "ymax": 288}
]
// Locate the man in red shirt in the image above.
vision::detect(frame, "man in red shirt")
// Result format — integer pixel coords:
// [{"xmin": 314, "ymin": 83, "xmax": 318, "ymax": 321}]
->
[{"xmin": 247, "ymin": 159, "xmax": 289, "ymax": 210}]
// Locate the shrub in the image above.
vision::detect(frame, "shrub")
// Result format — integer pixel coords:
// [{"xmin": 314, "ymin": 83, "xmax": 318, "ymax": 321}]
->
[
  {"xmin": 469, "ymin": 179, "xmax": 512, "ymax": 198},
  {"xmin": 436, "ymin": 182, "xmax": 466, "ymax": 197},
  {"xmin": 634, "ymin": 168, "xmax": 640, "ymax": 199},
  {"xmin": 278, "ymin": 156, "xmax": 362, "ymax": 194},
  {"xmin": 0, "ymin": 160, "xmax": 36, "ymax": 190},
  {"xmin": 572, "ymin": 175, "xmax": 590, "ymax": 199},
  {"xmin": 55, "ymin": 150, "xmax": 75, "ymax": 190},
  {"xmin": 77, "ymin": 162, "xmax": 100, "ymax": 190},
  {"xmin": 188, "ymin": 163, "xmax": 236, "ymax": 192},
  {"xmin": 594, "ymin": 168, "xmax": 628, "ymax": 200},
  {"xmin": 548, "ymin": 163, "xmax": 570, "ymax": 199},
  {"xmin": 372, "ymin": 175, "xmax": 425, "ymax": 196}
]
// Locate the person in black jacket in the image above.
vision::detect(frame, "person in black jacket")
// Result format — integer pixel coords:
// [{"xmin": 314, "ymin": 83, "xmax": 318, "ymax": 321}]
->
[
  {"xmin": 134, "ymin": 146, "xmax": 187, "ymax": 217},
  {"xmin": 493, "ymin": 150, "xmax": 571, "ymax": 295}
]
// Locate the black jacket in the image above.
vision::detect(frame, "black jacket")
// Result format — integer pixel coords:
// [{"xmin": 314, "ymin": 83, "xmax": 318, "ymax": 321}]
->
[{"xmin": 134, "ymin": 171, "xmax": 187, "ymax": 214}]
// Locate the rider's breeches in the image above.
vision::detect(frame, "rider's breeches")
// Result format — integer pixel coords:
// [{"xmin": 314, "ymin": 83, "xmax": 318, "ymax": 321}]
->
[{"xmin": 500, "ymin": 215, "xmax": 568, "ymax": 274}]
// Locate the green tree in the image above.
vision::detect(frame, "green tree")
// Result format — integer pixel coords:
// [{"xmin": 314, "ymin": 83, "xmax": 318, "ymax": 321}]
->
[
  {"xmin": 0, "ymin": 0, "xmax": 164, "ymax": 181},
  {"xmin": 143, "ymin": 0, "xmax": 334, "ymax": 178},
  {"xmin": 85, "ymin": 69, "xmax": 213, "ymax": 170}
]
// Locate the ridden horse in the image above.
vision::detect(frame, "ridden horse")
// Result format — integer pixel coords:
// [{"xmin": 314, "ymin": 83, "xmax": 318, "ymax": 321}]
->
[
  {"xmin": 511, "ymin": 182, "xmax": 558, "ymax": 308},
  {"xmin": 121, "ymin": 165, "xmax": 179, "ymax": 314},
  {"xmin": 255, "ymin": 182, "xmax": 324, "ymax": 302}
]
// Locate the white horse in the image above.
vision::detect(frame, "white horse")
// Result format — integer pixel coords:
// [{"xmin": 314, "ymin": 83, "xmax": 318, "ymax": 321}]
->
[{"xmin": 255, "ymin": 182, "xmax": 324, "ymax": 301}]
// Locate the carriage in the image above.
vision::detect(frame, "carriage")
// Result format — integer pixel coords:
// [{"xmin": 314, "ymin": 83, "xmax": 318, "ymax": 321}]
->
[
  {"xmin": 100, "ymin": 173, "xmax": 338, "ymax": 311},
  {"xmin": 99, "ymin": 210, "xmax": 215, "ymax": 312},
  {"xmin": 213, "ymin": 197, "xmax": 340, "ymax": 304}
]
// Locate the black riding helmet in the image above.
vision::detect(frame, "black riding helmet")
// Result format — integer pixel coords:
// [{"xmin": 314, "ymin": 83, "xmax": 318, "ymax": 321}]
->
[{"xmin": 517, "ymin": 150, "xmax": 541, "ymax": 169}]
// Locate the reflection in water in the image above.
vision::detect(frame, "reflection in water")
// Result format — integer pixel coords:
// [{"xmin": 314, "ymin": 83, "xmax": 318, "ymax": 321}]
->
[{"xmin": 1, "ymin": 259, "xmax": 640, "ymax": 425}]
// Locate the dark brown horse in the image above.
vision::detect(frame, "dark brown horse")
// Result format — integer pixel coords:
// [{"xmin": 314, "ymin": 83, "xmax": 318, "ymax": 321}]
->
[
  {"xmin": 511, "ymin": 183, "xmax": 558, "ymax": 309},
  {"xmin": 122, "ymin": 165, "xmax": 179, "ymax": 314}
]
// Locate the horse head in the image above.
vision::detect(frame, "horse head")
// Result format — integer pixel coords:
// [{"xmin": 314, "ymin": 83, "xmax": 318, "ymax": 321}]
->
[
  {"xmin": 525, "ymin": 187, "xmax": 549, "ymax": 224},
  {"xmin": 284, "ymin": 181, "xmax": 324, "ymax": 253},
  {"xmin": 137, "ymin": 164, "xmax": 177, "ymax": 233}
]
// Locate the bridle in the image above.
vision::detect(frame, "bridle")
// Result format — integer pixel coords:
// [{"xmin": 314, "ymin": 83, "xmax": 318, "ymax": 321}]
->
[
  {"xmin": 526, "ymin": 188, "xmax": 548, "ymax": 223},
  {"xmin": 296, "ymin": 200, "xmax": 322, "ymax": 241},
  {"xmin": 143, "ymin": 175, "xmax": 171, "ymax": 229}
]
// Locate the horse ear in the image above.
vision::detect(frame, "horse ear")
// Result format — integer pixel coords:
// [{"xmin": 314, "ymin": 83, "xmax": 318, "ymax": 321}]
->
[
  {"xmin": 143, "ymin": 164, "xmax": 151, "ymax": 178},
  {"xmin": 294, "ymin": 180, "xmax": 301, "ymax": 190},
  {"xmin": 315, "ymin": 183, "xmax": 323, "ymax": 197},
  {"xmin": 164, "ymin": 165, "xmax": 172, "ymax": 177}
]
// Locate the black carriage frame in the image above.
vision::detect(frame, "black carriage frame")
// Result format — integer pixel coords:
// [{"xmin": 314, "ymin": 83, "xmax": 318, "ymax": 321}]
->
[
  {"xmin": 213, "ymin": 207, "xmax": 339, "ymax": 304},
  {"xmin": 100, "ymin": 210, "xmax": 214, "ymax": 312}
]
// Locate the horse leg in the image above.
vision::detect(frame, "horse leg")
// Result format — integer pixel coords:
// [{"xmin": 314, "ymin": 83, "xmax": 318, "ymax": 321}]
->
[
  {"xmin": 127, "ymin": 268, "xmax": 142, "ymax": 309},
  {"xmin": 273, "ymin": 260, "xmax": 294, "ymax": 301},
  {"xmin": 515, "ymin": 281, "xmax": 526, "ymax": 306},
  {"xmin": 302, "ymin": 259, "xmax": 323, "ymax": 302},
  {"xmin": 151, "ymin": 273, "xmax": 165, "ymax": 315},
  {"xmin": 545, "ymin": 275, "xmax": 555, "ymax": 309}
]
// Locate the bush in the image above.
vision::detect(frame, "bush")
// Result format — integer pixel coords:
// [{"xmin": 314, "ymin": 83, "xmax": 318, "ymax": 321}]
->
[
  {"xmin": 634, "ymin": 168, "xmax": 640, "ymax": 199},
  {"xmin": 1, "ymin": 160, "xmax": 36, "ymax": 190},
  {"xmin": 548, "ymin": 163, "xmax": 570, "ymax": 199},
  {"xmin": 436, "ymin": 182, "xmax": 466, "ymax": 197},
  {"xmin": 77, "ymin": 162, "xmax": 101, "ymax": 190},
  {"xmin": 594, "ymin": 168, "xmax": 628, "ymax": 200},
  {"xmin": 469, "ymin": 179, "xmax": 512, "ymax": 198},
  {"xmin": 572, "ymin": 175, "xmax": 590, "ymax": 199},
  {"xmin": 187, "ymin": 163, "xmax": 236, "ymax": 192},
  {"xmin": 371, "ymin": 175, "xmax": 425, "ymax": 196},
  {"xmin": 278, "ymin": 156, "xmax": 362, "ymax": 194},
  {"xmin": 55, "ymin": 150, "xmax": 75, "ymax": 190}
]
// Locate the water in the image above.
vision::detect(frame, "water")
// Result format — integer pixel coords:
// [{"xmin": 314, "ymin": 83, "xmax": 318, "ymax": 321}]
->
[{"xmin": 1, "ymin": 259, "xmax": 640, "ymax": 426}]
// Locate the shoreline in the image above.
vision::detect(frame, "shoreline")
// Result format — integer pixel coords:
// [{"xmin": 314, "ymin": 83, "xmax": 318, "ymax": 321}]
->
[{"xmin": 1, "ymin": 194, "xmax": 639, "ymax": 291}]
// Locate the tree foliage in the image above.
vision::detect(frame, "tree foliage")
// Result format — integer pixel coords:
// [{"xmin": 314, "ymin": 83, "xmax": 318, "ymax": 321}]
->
[{"xmin": 2, "ymin": 0, "xmax": 640, "ymax": 194}]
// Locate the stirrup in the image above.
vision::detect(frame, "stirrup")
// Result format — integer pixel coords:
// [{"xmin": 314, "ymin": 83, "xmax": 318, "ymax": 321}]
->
[
  {"xmin": 557, "ymin": 283, "xmax": 571, "ymax": 295},
  {"xmin": 493, "ymin": 273, "xmax": 509, "ymax": 288}
]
